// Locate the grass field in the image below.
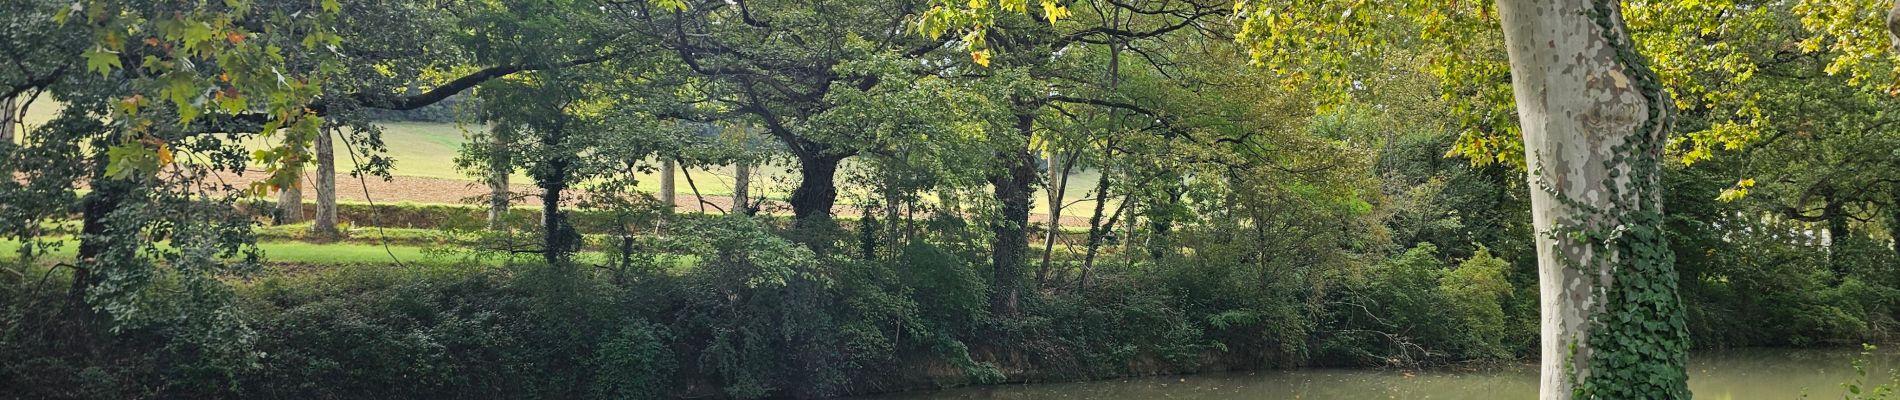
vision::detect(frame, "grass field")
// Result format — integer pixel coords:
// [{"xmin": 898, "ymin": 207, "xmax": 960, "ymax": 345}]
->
[
  {"xmin": 0, "ymin": 238, "xmax": 470, "ymax": 266},
  {"xmin": 12, "ymin": 99, "xmax": 1111, "ymax": 216}
]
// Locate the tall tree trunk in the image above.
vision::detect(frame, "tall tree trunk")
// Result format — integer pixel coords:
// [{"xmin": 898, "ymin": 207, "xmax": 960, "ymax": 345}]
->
[
  {"xmin": 732, "ymin": 124, "xmax": 753, "ymax": 215},
  {"xmin": 1038, "ymin": 149, "xmax": 1074, "ymax": 285},
  {"xmin": 311, "ymin": 127, "xmax": 339, "ymax": 239},
  {"xmin": 988, "ymin": 112, "xmax": 1036, "ymax": 316},
  {"xmin": 659, "ymin": 158, "xmax": 676, "ymax": 213},
  {"xmin": 275, "ymin": 174, "xmax": 303, "ymax": 224},
  {"xmin": 487, "ymin": 138, "xmax": 511, "ymax": 229},
  {"xmin": 1496, "ymin": 0, "xmax": 1688, "ymax": 397},
  {"xmin": 789, "ymin": 153, "xmax": 845, "ymax": 230}
]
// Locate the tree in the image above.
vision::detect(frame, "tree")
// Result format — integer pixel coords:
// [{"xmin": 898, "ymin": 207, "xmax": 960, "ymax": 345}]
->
[
  {"xmin": 1492, "ymin": 1, "xmax": 1688, "ymax": 396},
  {"xmin": 607, "ymin": 0, "xmax": 953, "ymax": 238},
  {"xmin": 1233, "ymin": 0, "xmax": 1695, "ymax": 396},
  {"xmin": 918, "ymin": 0, "xmax": 1230, "ymax": 314}
]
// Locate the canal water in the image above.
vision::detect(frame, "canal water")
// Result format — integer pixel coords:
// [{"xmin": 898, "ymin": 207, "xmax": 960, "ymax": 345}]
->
[{"xmin": 867, "ymin": 347, "xmax": 1897, "ymax": 399}]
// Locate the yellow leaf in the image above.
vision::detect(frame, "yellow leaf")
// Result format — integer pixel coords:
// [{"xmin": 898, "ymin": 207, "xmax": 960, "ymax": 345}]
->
[
  {"xmin": 1042, "ymin": 1, "xmax": 1070, "ymax": 21},
  {"xmin": 156, "ymin": 144, "xmax": 174, "ymax": 165},
  {"xmin": 971, "ymin": 49, "xmax": 991, "ymax": 67}
]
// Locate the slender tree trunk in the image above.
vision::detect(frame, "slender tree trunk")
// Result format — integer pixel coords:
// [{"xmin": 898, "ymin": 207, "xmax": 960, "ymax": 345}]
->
[
  {"xmin": 1148, "ymin": 182, "xmax": 1182, "ymax": 261},
  {"xmin": 1496, "ymin": 0, "xmax": 1688, "ymax": 397},
  {"xmin": 859, "ymin": 205, "xmax": 880, "ymax": 259},
  {"xmin": 487, "ymin": 139, "xmax": 511, "ymax": 229},
  {"xmin": 1889, "ymin": 186, "xmax": 1899, "ymax": 261},
  {"xmin": 311, "ymin": 126, "xmax": 339, "ymax": 239},
  {"xmin": 275, "ymin": 174, "xmax": 303, "ymax": 224},
  {"xmin": 0, "ymin": 96, "xmax": 16, "ymax": 144},
  {"xmin": 733, "ymin": 161, "xmax": 751, "ymax": 214},
  {"xmin": 1826, "ymin": 195, "xmax": 1851, "ymax": 277},
  {"xmin": 659, "ymin": 158, "xmax": 676, "ymax": 213},
  {"xmin": 1081, "ymin": 142, "xmax": 1115, "ymax": 281},
  {"xmin": 540, "ymin": 157, "xmax": 578, "ymax": 265},
  {"xmin": 988, "ymin": 112, "xmax": 1036, "ymax": 316},
  {"xmin": 733, "ymin": 124, "xmax": 753, "ymax": 215},
  {"xmin": 1038, "ymin": 150, "xmax": 1074, "ymax": 285}
]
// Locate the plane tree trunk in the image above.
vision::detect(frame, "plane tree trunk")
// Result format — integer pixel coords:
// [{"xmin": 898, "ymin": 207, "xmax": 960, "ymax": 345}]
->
[
  {"xmin": 1495, "ymin": 0, "xmax": 1689, "ymax": 397},
  {"xmin": 311, "ymin": 127, "xmax": 339, "ymax": 240}
]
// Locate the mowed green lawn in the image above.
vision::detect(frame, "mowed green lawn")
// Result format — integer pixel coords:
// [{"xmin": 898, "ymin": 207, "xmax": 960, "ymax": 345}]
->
[
  {"xmin": 1, "ymin": 237, "xmax": 463, "ymax": 266},
  {"xmin": 13, "ymin": 99, "xmax": 1109, "ymax": 216}
]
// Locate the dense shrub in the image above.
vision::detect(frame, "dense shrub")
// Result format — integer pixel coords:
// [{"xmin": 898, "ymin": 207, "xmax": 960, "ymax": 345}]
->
[
  {"xmin": 1314, "ymin": 244, "xmax": 1523, "ymax": 366},
  {"xmin": 3, "ymin": 207, "xmax": 1896, "ymax": 399}
]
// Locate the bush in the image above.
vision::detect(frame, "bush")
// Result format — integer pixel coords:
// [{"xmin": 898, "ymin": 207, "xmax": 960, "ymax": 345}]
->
[{"xmin": 1314, "ymin": 243, "xmax": 1524, "ymax": 366}]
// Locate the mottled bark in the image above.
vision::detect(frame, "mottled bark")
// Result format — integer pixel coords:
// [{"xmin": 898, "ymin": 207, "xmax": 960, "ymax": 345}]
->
[
  {"xmin": 732, "ymin": 161, "xmax": 751, "ymax": 214},
  {"xmin": 733, "ymin": 124, "xmax": 754, "ymax": 215},
  {"xmin": 1890, "ymin": 187, "xmax": 1900, "ymax": 261},
  {"xmin": 989, "ymin": 112, "xmax": 1037, "ymax": 316},
  {"xmin": 1888, "ymin": 0, "xmax": 1900, "ymax": 52},
  {"xmin": 311, "ymin": 127, "xmax": 339, "ymax": 239},
  {"xmin": 0, "ymin": 96, "xmax": 16, "ymax": 144},
  {"xmin": 274, "ymin": 174, "xmax": 303, "ymax": 224},
  {"xmin": 1038, "ymin": 150, "xmax": 1074, "ymax": 285},
  {"xmin": 1496, "ymin": 0, "xmax": 1687, "ymax": 397},
  {"xmin": 659, "ymin": 159, "xmax": 676, "ymax": 213},
  {"xmin": 486, "ymin": 141, "xmax": 511, "ymax": 230},
  {"xmin": 1826, "ymin": 196, "xmax": 1851, "ymax": 277}
]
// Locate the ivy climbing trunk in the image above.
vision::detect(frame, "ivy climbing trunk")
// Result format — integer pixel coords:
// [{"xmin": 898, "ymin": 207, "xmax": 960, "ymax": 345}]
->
[
  {"xmin": 1495, "ymin": 0, "xmax": 1689, "ymax": 398},
  {"xmin": 988, "ymin": 111, "xmax": 1036, "ymax": 316},
  {"xmin": 539, "ymin": 158, "xmax": 578, "ymax": 265},
  {"xmin": 75, "ymin": 143, "xmax": 137, "ymax": 320},
  {"xmin": 311, "ymin": 126, "xmax": 339, "ymax": 239}
]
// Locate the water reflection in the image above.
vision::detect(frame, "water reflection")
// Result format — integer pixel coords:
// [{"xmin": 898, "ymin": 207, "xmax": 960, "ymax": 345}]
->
[{"xmin": 866, "ymin": 347, "xmax": 1897, "ymax": 400}]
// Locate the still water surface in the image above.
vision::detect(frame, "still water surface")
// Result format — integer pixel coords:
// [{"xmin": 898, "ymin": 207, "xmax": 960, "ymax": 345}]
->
[{"xmin": 867, "ymin": 347, "xmax": 1899, "ymax": 399}]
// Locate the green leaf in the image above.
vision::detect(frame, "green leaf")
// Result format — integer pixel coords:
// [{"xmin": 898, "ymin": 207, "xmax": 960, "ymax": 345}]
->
[{"xmin": 84, "ymin": 48, "xmax": 121, "ymax": 77}]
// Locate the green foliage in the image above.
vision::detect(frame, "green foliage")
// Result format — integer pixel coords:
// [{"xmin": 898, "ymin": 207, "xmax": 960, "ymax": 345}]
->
[
  {"xmin": 1316, "ymin": 244, "xmax": 1523, "ymax": 366},
  {"xmin": 1441, "ymin": 246, "xmax": 1515, "ymax": 359}
]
